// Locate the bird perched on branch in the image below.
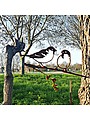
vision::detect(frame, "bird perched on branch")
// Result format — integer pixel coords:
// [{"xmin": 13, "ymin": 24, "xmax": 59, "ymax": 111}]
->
[
  {"xmin": 61, "ymin": 49, "xmax": 71, "ymax": 58},
  {"xmin": 57, "ymin": 49, "xmax": 71, "ymax": 69},
  {"xmin": 26, "ymin": 46, "xmax": 57, "ymax": 63},
  {"xmin": 26, "ymin": 46, "xmax": 56, "ymax": 58}
]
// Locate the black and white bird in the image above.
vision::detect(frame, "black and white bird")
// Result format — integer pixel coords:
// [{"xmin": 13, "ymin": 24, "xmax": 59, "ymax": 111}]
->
[
  {"xmin": 61, "ymin": 50, "xmax": 71, "ymax": 59},
  {"xmin": 26, "ymin": 46, "xmax": 57, "ymax": 63}
]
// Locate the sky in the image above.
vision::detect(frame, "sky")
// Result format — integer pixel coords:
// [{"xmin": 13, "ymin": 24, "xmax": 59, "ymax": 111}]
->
[{"xmin": 70, "ymin": 48, "xmax": 82, "ymax": 64}]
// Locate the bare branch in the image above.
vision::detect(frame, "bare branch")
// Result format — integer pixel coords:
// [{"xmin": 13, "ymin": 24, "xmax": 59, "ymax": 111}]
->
[
  {"xmin": 0, "ymin": 16, "xmax": 14, "ymax": 42},
  {"xmin": 2, "ymin": 15, "xmax": 16, "ymax": 30},
  {"xmin": 32, "ymin": 16, "xmax": 42, "ymax": 39},
  {"xmin": 16, "ymin": 16, "xmax": 20, "ymax": 39},
  {"xmin": 33, "ymin": 15, "xmax": 49, "ymax": 39},
  {"xmin": 28, "ymin": 15, "xmax": 32, "ymax": 45},
  {"xmin": 19, "ymin": 17, "xmax": 23, "ymax": 39}
]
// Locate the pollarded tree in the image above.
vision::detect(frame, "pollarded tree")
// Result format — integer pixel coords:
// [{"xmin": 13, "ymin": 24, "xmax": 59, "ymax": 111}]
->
[
  {"xmin": 0, "ymin": 40, "xmax": 25, "ymax": 105},
  {"xmin": 0, "ymin": 16, "xmax": 25, "ymax": 104},
  {"xmin": 0, "ymin": 15, "xmax": 49, "ymax": 75},
  {"xmin": 0, "ymin": 15, "xmax": 65, "ymax": 104},
  {"xmin": 0, "ymin": 15, "xmax": 65, "ymax": 75}
]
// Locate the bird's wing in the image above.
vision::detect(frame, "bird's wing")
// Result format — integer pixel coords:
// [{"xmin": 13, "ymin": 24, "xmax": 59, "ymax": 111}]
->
[{"xmin": 29, "ymin": 49, "xmax": 48, "ymax": 58}]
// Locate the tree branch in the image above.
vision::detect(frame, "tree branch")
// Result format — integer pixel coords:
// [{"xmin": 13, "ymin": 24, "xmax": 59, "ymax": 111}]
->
[
  {"xmin": 28, "ymin": 15, "xmax": 32, "ymax": 45},
  {"xmin": 19, "ymin": 17, "xmax": 23, "ymax": 39},
  {"xmin": 32, "ymin": 16, "xmax": 42, "ymax": 39},
  {"xmin": 16, "ymin": 16, "xmax": 20, "ymax": 39},
  {"xmin": 0, "ymin": 16, "xmax": 14, "ymax": 42},
  {"xmin": 2, "ymin": 15, "xmax": 16, "ymax": 30},
  {"xmin": 33, "ymin": 15, "xmax": 49, "ymax": 39}
]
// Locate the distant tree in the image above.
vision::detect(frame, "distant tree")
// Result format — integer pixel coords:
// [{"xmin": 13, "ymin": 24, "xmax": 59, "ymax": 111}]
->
[
  {"xmin": 62, "ymin": 15, "xmax": 80, "ymax": 49},
  {"xmin": 42, "ymin": 15, "xmax": 80, "ymax": 49},
  {"xmin": 25, "ymin": 60, "xmax": 31, "ymax": 72},
  {"xmin": 72, "ymin": 63, "xmax": 82, "ymax": 71},
  {"xmin": 12, "ymin": 54, "xmax": 20, "ymax": 72},
  {"xmin": 64, "ymin": 16, "xmax": 80, "ymax": 49}
]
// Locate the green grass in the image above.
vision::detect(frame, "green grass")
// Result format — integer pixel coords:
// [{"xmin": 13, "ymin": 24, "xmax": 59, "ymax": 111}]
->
[
  {"xmin": 0, "ymin": 74, "xmax": 4, "ymax": 103},
  {"xmin": 0, "ymin": 73, "xmax": 81, "ymax": 105}
]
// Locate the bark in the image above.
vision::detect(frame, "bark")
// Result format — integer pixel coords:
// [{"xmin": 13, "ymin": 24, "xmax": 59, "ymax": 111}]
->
[
  {"xmin": 2, "ymin": 45, "xmax": 14, "ymax": 105},
  {"xmin": 78, "ymin": 15, "xmax": 90, "ymax": 105},
  {"xmin": 20, "ymin": 57, "xmax": 25, "ymax": 75},
  {"xmin": 2, "ymin": 40, "xmax": 25, "ymax": 105}
]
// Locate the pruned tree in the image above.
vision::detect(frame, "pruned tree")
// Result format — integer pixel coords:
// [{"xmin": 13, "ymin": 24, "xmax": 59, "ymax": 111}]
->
[
  {"xmin": 0, "ymin": 15, "xmax": 65, "ymax": 104},
  {"xmin": 0, "ymin": 16, "xmax": 25, "ymax": 104},
  {"xmin": 0, "ymin": 15, "xmax": 66, "ymax": 75}
]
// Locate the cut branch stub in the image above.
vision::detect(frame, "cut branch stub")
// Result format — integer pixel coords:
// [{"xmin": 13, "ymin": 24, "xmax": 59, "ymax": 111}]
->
[{"xmin": 14, "ymin": 39, "xmax": 25, "ymax": 53}]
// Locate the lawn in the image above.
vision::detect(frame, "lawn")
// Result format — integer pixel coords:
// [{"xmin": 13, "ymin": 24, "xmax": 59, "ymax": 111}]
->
[{"xmin": 0, "ymin": 73, "xmax": 81, "ymax": 105}]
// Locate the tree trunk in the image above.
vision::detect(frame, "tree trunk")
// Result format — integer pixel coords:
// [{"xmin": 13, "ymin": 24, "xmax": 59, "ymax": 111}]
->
[
  {"xmin": 78, "ymin": 15, "xmax": 90, "ymax": 105},
  {"xmin": 2, "ymin": 45, "xmax": 14, "ymax": 105},
  {"xmin": 2, "ymin": 40, "xmax": 25, "ymax": 105},
  {"xmin": 20, "ymin": 57, "xmax": 25, "ymax": 75}
]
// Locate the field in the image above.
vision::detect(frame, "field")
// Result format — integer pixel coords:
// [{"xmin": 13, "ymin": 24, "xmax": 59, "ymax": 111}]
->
[{"xmin": 0, "ymin": 73, "xmax": 81, "ymax": 105}]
